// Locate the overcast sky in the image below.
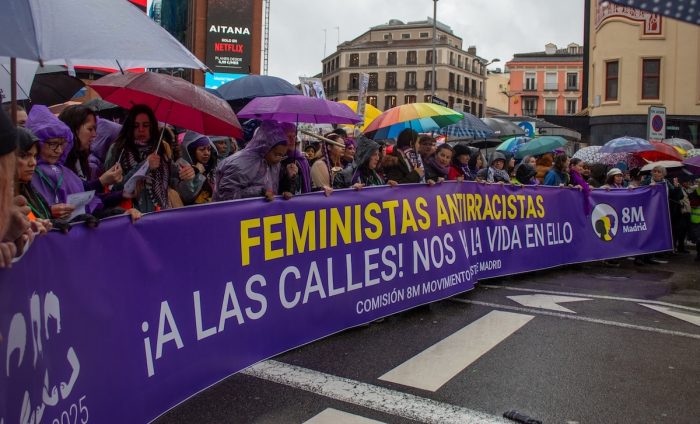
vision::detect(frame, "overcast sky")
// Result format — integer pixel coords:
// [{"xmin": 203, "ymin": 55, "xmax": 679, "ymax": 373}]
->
[{"xmin": 266, "ymin": 0, "xmax": 585, "ymax": 83}]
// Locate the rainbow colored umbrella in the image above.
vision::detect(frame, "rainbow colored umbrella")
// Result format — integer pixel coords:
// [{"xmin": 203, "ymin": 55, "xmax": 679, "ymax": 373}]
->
[{"xmin": 363, "ymin": 102, "xmax": 463, "ymax": 139}]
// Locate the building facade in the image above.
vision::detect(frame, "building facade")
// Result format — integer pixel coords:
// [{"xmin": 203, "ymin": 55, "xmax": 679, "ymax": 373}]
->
[
  {"xmin": 485, "ymin": 70, "xmax": 510, "ymax": 116},
  {"xmin": 504, "ymin": 43, "xmax": 584, "ymax": 117},
  {"xmin": 586, "ymin": 0, "xmax": 700, "ymax": 145},
  {"xmin": 321, "ymin": 19, "xmax": 488, "ymax": 116}
]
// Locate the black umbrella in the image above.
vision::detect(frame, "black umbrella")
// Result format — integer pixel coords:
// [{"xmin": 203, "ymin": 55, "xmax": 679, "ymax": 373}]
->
[
  {"xmin": 217, "ymin": 75, "xmax": 300, "ymax": 112},
  {"xmin": 30, "ymin": 72, "xmax": 84, "ymax": 106},
  {"xmin": 83, "ymin": 98, "xmax": 120, "ymax": 112}
]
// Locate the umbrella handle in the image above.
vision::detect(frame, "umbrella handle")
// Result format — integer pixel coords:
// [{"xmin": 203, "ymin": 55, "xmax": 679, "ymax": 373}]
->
[{"xmin": 299, "ymin": 129, "xmax": 346, "ymax": 147}]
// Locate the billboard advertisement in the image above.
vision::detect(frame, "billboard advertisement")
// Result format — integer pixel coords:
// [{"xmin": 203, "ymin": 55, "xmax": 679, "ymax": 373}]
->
[{"xmin": 205, "ymin": 0, "xmax": 254, "ymax": 86}]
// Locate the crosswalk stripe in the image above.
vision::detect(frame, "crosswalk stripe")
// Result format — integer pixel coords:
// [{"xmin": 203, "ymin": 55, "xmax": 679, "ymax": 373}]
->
[
  {"xmin": 303, "ymin": 408, "xmax": 385, "ymax": 424},
  {"xmin": 243, "ymin": 360, "xmax": 509, "ymax": 424},
  {"xmin": 378, "ymin": 310, "xmax": 534, "ymax": 392}
]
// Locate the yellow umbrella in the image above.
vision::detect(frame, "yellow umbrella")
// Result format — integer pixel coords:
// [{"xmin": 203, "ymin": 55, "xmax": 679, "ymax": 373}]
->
[{"xmin": 338, "ymin": 100, "xmax": 382, "ymax": 132}]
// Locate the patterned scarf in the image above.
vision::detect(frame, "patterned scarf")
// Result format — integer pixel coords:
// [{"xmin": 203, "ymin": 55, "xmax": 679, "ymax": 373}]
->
[
  {"xmin": 120, "ymin": 144, "xmax": 170, "ymax": 209},
  {"xmin": 398, "ymin": 147, "xmax": 425, "ymax": 183}
]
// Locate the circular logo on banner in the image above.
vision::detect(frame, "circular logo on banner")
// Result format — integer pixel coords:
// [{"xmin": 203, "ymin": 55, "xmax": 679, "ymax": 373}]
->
[
  {"xmin": 591, "ymin": 203, "xmax": 619, "ymax": 242},
  {"xmin": 651, "ymin": 115, "xmax": 664, "ymax": 132}
]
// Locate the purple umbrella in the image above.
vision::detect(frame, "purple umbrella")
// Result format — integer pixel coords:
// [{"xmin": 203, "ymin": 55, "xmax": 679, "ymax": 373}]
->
[
  {"xmin": 684, "ymin": 156, "xmax": 700, "ymax": 175},
  {"xmin": 237, "ymin": 95, "xmax": 361, "ymax": 124},
  {"xmin": 599, "ymin": 136, "xmax": 655, "ymax": 154}
]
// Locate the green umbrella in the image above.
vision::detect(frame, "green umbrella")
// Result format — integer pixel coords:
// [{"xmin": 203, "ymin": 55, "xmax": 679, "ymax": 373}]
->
[{"xmin": 514, "ymin": 136, "xmax": 568, "ymax": 159}]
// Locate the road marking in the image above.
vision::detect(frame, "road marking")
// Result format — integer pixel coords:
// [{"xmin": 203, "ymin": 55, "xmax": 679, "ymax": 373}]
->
[
  {"xmin": 639, "ymin": 304, "xmax": 700, "ymax": 327},
  {"xmin": 378, "ymin": 311, "xmax": 534, "ymax": 392},
  {"xmin": 450, "ymin": 298, "xmax": 700, "ymax": 340},
  {"xmin": 304, "ymin": 408, "xmax": 385, "ymax": 424},
  {"xmin": 481, "ymin": 285, "xmax": 700, "ymax": 313},
  {"xmin": 243, "ymin": 360, "xmax": 509, "ymax": 424},
  {"xmin": 507, "ymin": 294, "xmax": 591, "ymax": 313}
]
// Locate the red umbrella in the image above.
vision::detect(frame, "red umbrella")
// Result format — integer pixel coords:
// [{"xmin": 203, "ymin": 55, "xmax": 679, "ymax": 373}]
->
[
  {"xmin": 634, "ymin": 141, "xmax": 683, "ymax": 162},
  {"xmin": 91, "ymin": 71, "xmax": 241, "ymax": 137}
]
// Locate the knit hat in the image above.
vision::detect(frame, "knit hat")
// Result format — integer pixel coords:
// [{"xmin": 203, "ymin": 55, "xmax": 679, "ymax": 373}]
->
[
  {"xmin": 607, "ymin": 167, "xmax": 623, "ymax": 178},
  {"xmin": 0, "ymin": 109, "xmax": 18, "ymax": 156}
]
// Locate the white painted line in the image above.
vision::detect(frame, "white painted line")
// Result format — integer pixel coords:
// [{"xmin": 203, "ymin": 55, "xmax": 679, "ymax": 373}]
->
[
  {"xmin": 450, "ymin": 298, "xmax": 700, "ymax": 340},
  {"xmin": 639, "ymin": 304, "xmax": 700, "ymax": 327},
  {"xmin": 379, "ymin": 311, "xmax": 534, "ymax": 392},
  {"xmin": 507, "ymin": 294, "xmax": 592, "ymax": 313},
  {"xmin": 481, "ymin": 285, "xmax": 700, "ymax": 313},
  {"xmin": 303, "ymin": 408, "xmax": 385, "ymax": 424},
  {"xmin": 243, "ymin": 360, "xmax": 509, "ymax": 424}
]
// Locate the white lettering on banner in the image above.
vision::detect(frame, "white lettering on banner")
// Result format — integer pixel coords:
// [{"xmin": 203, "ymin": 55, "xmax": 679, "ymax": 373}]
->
[
  {"xmin": 622, "ymin": 206, "xmax": 648, "ymax": 234},
  {"xmin": 2, "ymin": 292, "xmax": 85, "ymax": 423},
  {"xmin": 156, "ymin": 301, "xmax": 184, "ymax": 359},
  {"xmin": 412, "ymin": 234, "xmax": 457, "ymax": 274},
  {"xmin": 208, "ymin": 25, "xmax": 251, "ymax": 35}
]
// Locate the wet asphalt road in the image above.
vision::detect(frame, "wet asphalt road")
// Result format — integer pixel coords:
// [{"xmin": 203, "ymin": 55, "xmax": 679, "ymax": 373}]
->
[{"xmin": 156, "ymin": 251, "xmax": 700, "ymax": 424}]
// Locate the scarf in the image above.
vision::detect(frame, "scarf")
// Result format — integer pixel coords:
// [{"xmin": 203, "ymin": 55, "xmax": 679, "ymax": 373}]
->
[
  {"xmin": 288, "ymin": 149, "xmax": 312, "ymax": 193},
  {"xmin": 120, "ymin": 144, "xmax": 170, "ymax": 210},
  {"xmin": 426, "ymin": 157, "xmax": 450, "ymax": 179},
  {"xmin": 351, "ymin": 167, "xmax": 385, "ymax": 186},
  {"xmin": 570, "ymin": 169, "xmax": 592, "ymax": 215},
  {"xmin": 398, "ymin": 147, "xmax": 425, "ymax": 183},
  {"xmin": 488, "ymin": 166, "xmax": 511, "ymax": 183}
]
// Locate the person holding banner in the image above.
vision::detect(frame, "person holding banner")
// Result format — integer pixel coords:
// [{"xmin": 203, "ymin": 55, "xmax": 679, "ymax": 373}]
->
[
  {"xmin": 341, "ymin": 137, "xmax": 357, "ymax": 168},
  {"xmin": 543, "ymin": 153, "xmax": 571, "ymax": 186},
  {"xmin": 104, "ymin": 105, "xmax": 195, "ymax": 213},
  {"xmin": 279, "ymin": 122, "xmax": 312, "ymax": 194},
  {"xmin": 382, "ymin": 128, "xmax": 425, "ymax": 184},
  {"xmin": 333, "ymin": 136, "xmax": 394, "ymax": 189},
  {"xmin": 424, "ymin": 144, "xmax": 454, "ymax": 183},
  {"xmin": 214, "ymin": 120, "xmax": 293, "ymax": 202},
  {"xmin": 310, "ymin": 132, "xmax": 345, "ymax": 193},
  {"xmin": 448, "ymin": 144, "xmax": 477, "ymax": 181},
  {"xmin": 179, "ymin": 131, "xmax": 219, "ymax": 204},
  {"xmin": 477, "ymin": 151, "xmax": 511, "ymax": 183}
]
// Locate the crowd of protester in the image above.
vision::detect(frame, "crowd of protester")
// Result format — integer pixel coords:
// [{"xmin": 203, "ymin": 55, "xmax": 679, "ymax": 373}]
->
[{"xmin": 1, "ymin": 103, "xmax": 699, "ymax": 269}]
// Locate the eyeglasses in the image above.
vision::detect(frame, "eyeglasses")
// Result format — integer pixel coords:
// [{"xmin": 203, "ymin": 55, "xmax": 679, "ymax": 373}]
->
[{"xmin": 45, "ymin": 141, "xmax": 67, "ymax": 152}]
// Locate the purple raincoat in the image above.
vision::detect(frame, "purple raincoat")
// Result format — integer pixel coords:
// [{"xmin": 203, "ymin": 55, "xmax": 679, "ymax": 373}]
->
[
  {"xmin": 27, "ymin": 105, "xmax": 102, "ymax": 213},
  {"xmin": 214, "ymin": 121, "xmax": 287, "ymax": 201},
  {"xmin": 89, "ymin": 118, "xmax": 122, "ymax": 179}
]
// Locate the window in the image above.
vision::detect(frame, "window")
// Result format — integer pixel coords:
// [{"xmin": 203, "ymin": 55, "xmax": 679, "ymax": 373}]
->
[
  {"xmin": 605, "ymin": 61, "xmax": 619, "ymax": 101},
  {"xmin": 424, "ymin": 95, "xmax": 432, "ymax": 102},
  {"xmin": 404, "ymin": 95, "xmax": 417, "ymax": 104},
  {"xmin": 401, "ymin": 33, "xmax": 411, "ymax": 39},
  {"xmin": 367, "ymin": 96, "xmax": 378, "ymax": 107},
  {"xmin": 566, "ymin": 99, "xmax": 577, "ymax": 115},
  {"xmin": 387, "ymin": 52, "xmax": 397, "ymax": 65},
  {"xmin": 385, "ymin": 72, "xmax": 396, "ymax": 89},
  {"xmin": 449, "ymin": 72, "xmax": 455, "ymax": 90},
  {"xmin": 448, "ymin": 96, "xmax": 455, "ymax": 108},
  {"xmin": 544, "ymin": 99, "xmax": 557, "ymax": 114},
  {"xmin": 349, "ymin": 53, "xmax": 359, "ymax": 67},
  {"xmin": 368, "ymin": 52, "xmax": 377, "ymax": 66},
  {"xmin": 544, "ymin": 72, "xmax": 557, "ymax": 90},
  {"xmin": 458, "ymin": 55, "xmax": 463, "ymax": 68},
  {"xmin": 383, "ymin": 33, "xmax": 392, "ymax": 40},
  {"xmin": 642, "ymin": 58, "xmax": 660, "ymax": 99},
  {"xmin": 424, "ymin": 70, "xmax": 434, "ymax": 89},
  {"xmin": 384, "ymin": 95, "xmax": 396, "ymax": 109},
  {"xmin": 478, "ymin": 103, "xmax": 483, "ymax": 118},
  {"xmin": 522, "ymin": 97, "xmax": 537, "ymax": 116},
  {"xmin": 406, "ymin": 51, "xmax": 417, "ymax": 65},
  {"xmin": 348, "ymin": 73, "xmax": 359, "ymax": 90},
  {"xmin": 420, "ymin": 32, "xmax": 429, "ymax": 38},
  {"xmin": 525, "ymin": 72, "xmax": 536, "ymax": 91},
  {"xmin": 456, "ymin": 75, "xmax": 461, "ymax": 92},
  {"xmin": 566, "ymin": 72, "xmax": 578, "ymax": 90},
  {"xmin": 405, "ymin": 71, "xmax": 417, "ymax": 89},
  {"xmin": 368, "ymin": 73, "xmax": 378, "ymax": 90},
  {"xmin": 334, "ymin": 57, "xmax": 340, "ymax": 69},
  {"xmin": 471, "ymin": 80, "xmax": 477, "ymax": 97},
  {"xmin": 426, "ymin": 50, "xmax": 434, "ymax": 64},
  {"xmin": 449, "ymin": 52, "xmax": 455, "ymax": 66},
  {"xmin": 471, "ymin": 101, "xmax": 477, "ymax": 115},
  {"xmin": 348, "ymin": 96, "xmax": 358, "ymax": 101}
]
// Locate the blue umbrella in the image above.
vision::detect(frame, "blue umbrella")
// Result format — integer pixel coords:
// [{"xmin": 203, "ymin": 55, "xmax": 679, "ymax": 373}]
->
[
  {"xmin": 217, "ymin": 75, "xmax": 300, "ymax": 102},
  {"xmin": 437, "ymin": 112, "xmax": 495, "ymax": 139},
  {"xmin": 599, "ymin": 136, "xmax": 654, "ymax": 154},
  {"xmin": 496, "ymin": 136, "xmax": 530, "ymax": 152},
  {"xmin": 514, "ymin": 136, "xmax": 568, "ymax": 159}
]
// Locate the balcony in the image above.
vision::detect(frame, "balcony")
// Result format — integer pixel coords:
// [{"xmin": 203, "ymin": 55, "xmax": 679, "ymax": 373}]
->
[
  {"xmin": 385, "ymin": 84, "xmax": 397, "ymax": 91},
  {"xmin": 406, "ymin": 59, "xmax": 417, "ymax": 65},
  {"xmin": 522, "ymin": 108, "xmax": 537, "ymax": 117},
  {"xmin": 368, "ymin": 84, "xmax": 378, "ymax": 91},
  {"xmin": 424, "ymin": 81, "xmax": 436, "ymax": 90},
  {"xmin": 544, "ymin": 83, "xmax": 558, "ymax": 91},
  {"xmin": 523, "ymin": 85, "xmax": 537, "ymax": 92},
  {"xmin": 347, "ymin": 84, "xmax": 359, "ymax": 91},
  {"xmin": 566, "ymin": 85, "xmax": 579, "ymax": 91},
  {"xmin": 404, "ymin": 83, "xmax": 417, "ymax": 90}
]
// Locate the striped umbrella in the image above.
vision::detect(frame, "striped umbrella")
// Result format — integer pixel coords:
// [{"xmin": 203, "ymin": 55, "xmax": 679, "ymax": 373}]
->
[
  {"xmin": 437, "ymin": 112, "xmax": 495, "ymax": 139},
  {"xmin": 363, "ymin": 103, "xmax": 463, "ymax": 139}
]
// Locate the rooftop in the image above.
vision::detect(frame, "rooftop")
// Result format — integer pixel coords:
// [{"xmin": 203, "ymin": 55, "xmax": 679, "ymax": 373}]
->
[{"xmin": 370, "ymin": 18, "xmax": 454, "ymax": 35}]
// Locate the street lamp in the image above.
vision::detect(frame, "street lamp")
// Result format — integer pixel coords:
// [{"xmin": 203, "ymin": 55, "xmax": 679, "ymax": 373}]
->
[
  {"xmin": 483, "ymin": 58, "xmax": 500, "ymax": 69},
  {"xmin": 432, "ymin": 0, "xmax": 438, "ymax": 100}
]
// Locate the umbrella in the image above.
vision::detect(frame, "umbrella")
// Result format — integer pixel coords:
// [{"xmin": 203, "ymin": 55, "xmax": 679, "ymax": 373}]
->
[
  {"xmin": 686, "ymin": 148, "xmax": 700, "ymax": 158},
  {"xmin": 635, "ymin": 141, "xmax": 684, "ymax": 162},
  {"xmin": 91, "ymin": 72, "xmax": 242, "ymax": 137},
  {"xmin": 514, "ymin": 136, "xmax": 568, "ymax": 159},
  {"xmin": 572, "ymin": 146, "xmax": 605, "ymax": 163},
  {"xmin": 599, "ymin": 152, "xmax": 646, "ymax": 169},
  {"xmin": 662, "ymin": 138, "xmax": 695, "ymax": 152},
  {"xmin": 599, "ymin": 136, "xmax": 654, "ymax": 154},
  {"xmin": 237, "ymin": 95, "xmax": 361, "ymax": 124},
  {"xmin": 496, "ymin": 136, "xmax": 530, "ymax": 152},
  {"xmin": 684, "ymin": 156, "xmax": 700, "ymax": 175},
  {"xmin": 217, "ymin": 75, "xmax": 299, "ymax": 100},
  {"xmin": 83, "ymin": 98, "xmax": 120, "ymax": 112},
  {"xmin": 1, "ymin": 0, "xmax": 207, "ymax": 123},
  {"xmin": 640, "ymin": 160, "xmax": 684, "ymax": 173},
  {"xmin": 481, "ymin": 117, "xmax": 527, "ymax": 137},
  {"xmin": 437, "ymin": 112, "xmax": 496, "ymax": 139},
  {"xmin": 338, "ymin": 100, "xmax": 383, "ymax": 132},
  {"xmin": 363, "ymin": 103, "xmax": 463, "ymax": 139},
  {"xmin": 29, "ymin": 72, "xmax": 85, "ymax": 106}
]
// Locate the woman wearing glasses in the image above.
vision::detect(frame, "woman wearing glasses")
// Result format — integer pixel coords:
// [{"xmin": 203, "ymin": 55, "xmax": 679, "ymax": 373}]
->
[{"xmin": 214, "ymin": 120, "xmax": 293, "ymax": 202}]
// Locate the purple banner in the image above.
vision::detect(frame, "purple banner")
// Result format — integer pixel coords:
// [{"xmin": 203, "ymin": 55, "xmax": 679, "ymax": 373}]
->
[{"xmin": 0, "ymin": 183, "xmax": 671, "ymax": 423}]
